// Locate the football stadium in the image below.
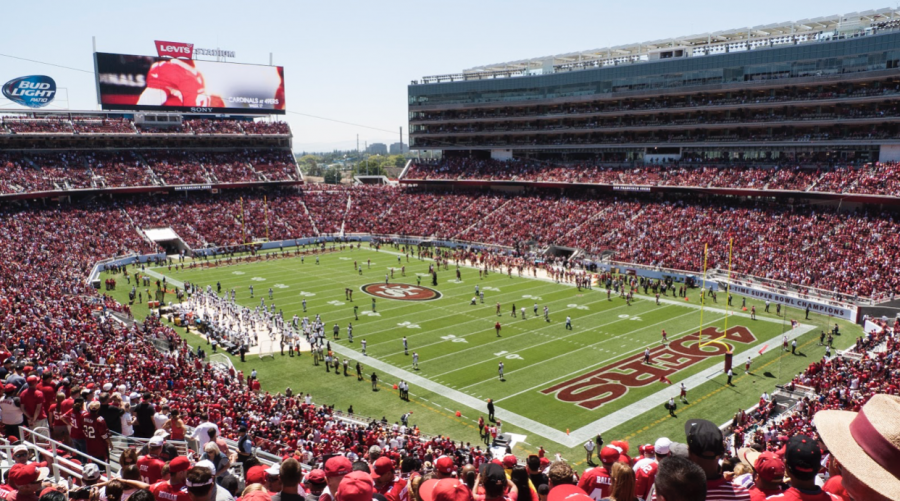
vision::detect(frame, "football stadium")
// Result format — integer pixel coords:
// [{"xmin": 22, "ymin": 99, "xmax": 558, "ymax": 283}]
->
[{"xmin": 1, "ymin": 4, "xmax": 900, "ymax": 501}]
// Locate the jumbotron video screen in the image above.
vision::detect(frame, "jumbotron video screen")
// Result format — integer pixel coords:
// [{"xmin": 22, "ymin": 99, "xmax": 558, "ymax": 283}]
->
[{"xmin": 94, "ymin": 52, "xmax": 285, "ymax": 114}]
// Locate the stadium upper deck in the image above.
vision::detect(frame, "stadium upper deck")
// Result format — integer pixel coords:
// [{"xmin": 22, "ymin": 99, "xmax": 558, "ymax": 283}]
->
[
  {"xmin": 0, "ymin": 110, "xmax": 300, "ymax": 199},
  {"xmin": 408, "ymin": 9, "xmax": 900, "ymax": 164}
]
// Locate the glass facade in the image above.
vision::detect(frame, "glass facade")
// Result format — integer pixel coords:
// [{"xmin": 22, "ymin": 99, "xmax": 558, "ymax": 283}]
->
[{"xmin": 409, "ymin": 32, "xmax": 900, "ymax": 107}]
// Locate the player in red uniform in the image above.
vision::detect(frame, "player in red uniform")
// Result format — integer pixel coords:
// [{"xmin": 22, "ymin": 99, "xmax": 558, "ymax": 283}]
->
[
  {"xmin": 661, "ymin": 329, "xmax": 668, "ymax": 345},
  {"xmin": 81, "ymin": 401, "xmax": 111, "ymax": 462},
  {"xmin": 137, "ymin": 59, "xmax": 221, "ymax": 109}
]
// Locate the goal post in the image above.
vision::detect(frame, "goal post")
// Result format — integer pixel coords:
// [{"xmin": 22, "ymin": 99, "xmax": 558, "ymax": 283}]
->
[{"xmin": 699, "ymin": 238, "xmax": 733, "ymax": 350}]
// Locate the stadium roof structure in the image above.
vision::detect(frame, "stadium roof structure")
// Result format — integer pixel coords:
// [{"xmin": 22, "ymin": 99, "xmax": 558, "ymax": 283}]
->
[{"xmin": 418, "ymin": 8, "xmax": 900, "ymax": 84}]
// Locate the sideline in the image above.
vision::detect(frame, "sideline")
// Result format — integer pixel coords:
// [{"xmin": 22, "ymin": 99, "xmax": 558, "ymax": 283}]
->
[{"xmin": 143, "ymin": 249, "xmax": 819, "ymax": 447}]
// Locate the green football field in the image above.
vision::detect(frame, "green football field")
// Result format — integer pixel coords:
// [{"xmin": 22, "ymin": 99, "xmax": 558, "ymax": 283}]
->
[{"xmin": 101, "ymin": 244, "xmax": 860, "ymax": 463}]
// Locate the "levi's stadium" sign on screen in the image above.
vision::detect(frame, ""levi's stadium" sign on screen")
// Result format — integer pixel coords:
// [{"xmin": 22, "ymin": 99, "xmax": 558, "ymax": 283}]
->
[{"xmin": 94, "ymin": 52, "xmax": 285, "ymax": 115}]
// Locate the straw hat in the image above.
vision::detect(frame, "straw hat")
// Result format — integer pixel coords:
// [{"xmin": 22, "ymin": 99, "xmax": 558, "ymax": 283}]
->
[{"xmin": 814, "ymin": 394, "xmax": 900, "ymax": 499}]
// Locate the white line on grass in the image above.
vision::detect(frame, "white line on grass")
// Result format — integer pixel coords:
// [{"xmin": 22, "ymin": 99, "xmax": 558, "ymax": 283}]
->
[
  {"xmin": 562, "ymin": 324, "xmax": 816, "ymax": 445},
  {"xmin": 455, "ymin": 308, "xmax": 700, "ymax": 386},
  {"xmin": 432, "ymin": 306, "xmax": 691, "ymax": 380},
  {"xmin": 492, "ymin": 314, "xmax": 726, "ymax": 403},
  {"xmin": 387, "ymin": 301, "xmax": 666, "ymax": 361}
]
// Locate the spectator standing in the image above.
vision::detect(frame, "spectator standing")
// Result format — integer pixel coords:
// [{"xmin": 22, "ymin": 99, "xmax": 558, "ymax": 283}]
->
[
  {"xmin": 133, "ymin": 393, "xmax": 157, "ymax": 438},
  {"xmin": 271, "ymin": 459, "xmax": 306, "ymax": 501},
  {"xmin": 683, "ymin": 419, "xmax": 750, "ymax": 500}
]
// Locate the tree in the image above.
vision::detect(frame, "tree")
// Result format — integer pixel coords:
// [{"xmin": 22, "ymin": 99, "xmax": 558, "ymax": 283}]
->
[
  {"xmin": 296, "ymin": 155, "xmax": 322, "ymax": 176},
  {"xmin": 323, "ymin": 167, "xmax": 342, "ymax": 184},
  {"xmin": 391, "ymin": 155, "xmax": 408, "ymax": 168},
  {"xmin": 354, "ymin": 158, "xmax": 386, "ymax": 176}
]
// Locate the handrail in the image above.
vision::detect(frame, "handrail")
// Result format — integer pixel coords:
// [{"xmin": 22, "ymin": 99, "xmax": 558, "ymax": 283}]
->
[{"xmin": 19, "ymin": 426, "xmax": 115, "ymax": 482}]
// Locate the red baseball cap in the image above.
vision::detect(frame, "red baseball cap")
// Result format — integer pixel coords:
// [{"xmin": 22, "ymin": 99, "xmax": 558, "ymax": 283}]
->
[
  {"xmin": 599, "ymin": 447, "xmax": 619, "ymax": 464},
  {"xmin": 3, "ymin": 384, "xmax": 14, "ymax": 393},
  {"xmin": 8, "ymin": 463, "xmax": 50, "ymax": 487},
  {"xmin": 754, "ymin": 452, "xmax": 786, "ymax": 483},
  {"xmin": 419, "ymin": 478, "xmax": 473, "ymax": 501},
  {"xmin": 539, "ymin": 457, "xmax": 551, "ymax": 469},
  {"xmin": 304, "ymin": 469, "xmax": 326, "ymax": 485},
  {"xmin": 547, "ymin": 484, "xmax": 592, "ymax": 501},
  {"xmin": 501, "ymin": 455, "xmax": 517, "ymax": 469},
  {"xmin": 335, "ymin": 470, "xmax": 374, "ymax": 501},
  {"xmin": 435, "ymin": 456, "xmax": 455, "ymax": 475},
  {"xmin": 169, "ymin": 456, "xmax": 191, "ymax": 474},
  {"xmin": 26, "ymin": 376, "xmax": 39, "ymax": 384},
  {"xmin": 324, "ymin": 456, "xmax": 353, "ymax": 478},
  {"xmin": 373, "ymin": 457, "xmax": 394, "ymax": 476},
  {"xmin": 246, "ymin": 465, "xmax": 268, "ymax": 485}
]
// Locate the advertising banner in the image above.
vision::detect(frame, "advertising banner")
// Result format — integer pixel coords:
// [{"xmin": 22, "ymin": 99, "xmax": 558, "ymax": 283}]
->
[
  {"xmin": 95, "ymin": 52, "xmax": 284, "ymax": 114},
  {"xmin": 728, "ymin": 284, "xmax": 857, "ymax": 322},
  {"xmin": 2, "ymin": 75, "xmax": 57, "ymax": 108},
  {"xmin": 155, "ymin": 41, "xmax": 194, "ymax": 59}
]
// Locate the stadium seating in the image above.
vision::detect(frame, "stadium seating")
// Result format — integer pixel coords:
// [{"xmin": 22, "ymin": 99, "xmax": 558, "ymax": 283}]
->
[
  {"xmin": 405, "ymin": 159, "xmax": 900, "ymax": 197},
  {"xmin": 0, "ymin": 117, "xmax": 292, "ymax": 136},
  {"xmin": 2, "ymin": 186, "xmax": 899, "ymax": 501}
]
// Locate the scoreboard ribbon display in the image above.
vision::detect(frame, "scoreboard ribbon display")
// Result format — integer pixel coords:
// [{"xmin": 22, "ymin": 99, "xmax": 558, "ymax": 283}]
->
[{"xmin": 94, "ymin": 52, "xmax": 285, "ymax": 115}]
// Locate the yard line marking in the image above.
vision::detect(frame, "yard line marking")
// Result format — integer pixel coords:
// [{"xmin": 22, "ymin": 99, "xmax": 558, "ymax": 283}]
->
[
  {"xmin": 390, "ymin": 301, "xmax": 661, "ymax": 362},
  {"xmin": 453, "ymin": 308, "xmax": 699, "ymax": 385},
  {"xmin": 433, "ymin": 307, "xmax": 692, "ymax": 380},
  {"xmin": 561, "ymin": 323, "xmax": 816, "ymax": 445},
  {"xmin": 489, "ymin": 312, "xmax": 723, "ymax": 398}
]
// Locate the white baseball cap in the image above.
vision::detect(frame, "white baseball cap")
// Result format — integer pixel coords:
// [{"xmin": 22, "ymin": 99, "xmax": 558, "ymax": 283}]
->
[
  {"xmin": 655, "ymin": 437, "xmax": 672, "ymax": 455},
  {"xmin": 149, "ymin": 436, "xmax": 165, "ymax": 447}
]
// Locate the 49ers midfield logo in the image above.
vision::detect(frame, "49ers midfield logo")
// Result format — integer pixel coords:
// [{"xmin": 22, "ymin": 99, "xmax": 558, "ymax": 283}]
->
[{"xmin": 361, "ymin": 283, "xmax": 442, "ymax": 301}]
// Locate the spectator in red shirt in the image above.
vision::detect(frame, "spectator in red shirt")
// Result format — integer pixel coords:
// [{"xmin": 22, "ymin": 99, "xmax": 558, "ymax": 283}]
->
[
  {"xmin": 138, "ymin": 437, "xmax": 167, "ymax": 484},
  {"xmin": 735, "ymin": 449, "xmax": 785, "ymax": 501},
  {"xmin": 578, "ymin": 447, "xmax": 617, "ymax": 500},
  {"xmin": 82, "ymin": 401, "xmax": 111, "ymax": 462},
  {"xmin": 18, "ymin": 376, "xmax": 47, "ymax": 430},
  {"xmin": 150, "ymin": 456, "xmax": 192, "ymax": 501},
  {"xmin": 6, "ymin": 463, "xmax": 49, "ymax": 501}
]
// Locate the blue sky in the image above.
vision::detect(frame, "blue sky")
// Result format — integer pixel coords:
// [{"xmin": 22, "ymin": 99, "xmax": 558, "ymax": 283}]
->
[{"xmin": 0, "ymin": 0, "xmax": 878, "ymax": 152}]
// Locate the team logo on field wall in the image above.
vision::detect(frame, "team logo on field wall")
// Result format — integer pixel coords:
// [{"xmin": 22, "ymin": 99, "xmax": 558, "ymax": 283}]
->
[
  {"xmin": 361, "ymin": 283, "xmax": 442, "ymax": 301},
  {"xmin": 541, "ymin": 326, "xmax": 757, "ymax": 410}
]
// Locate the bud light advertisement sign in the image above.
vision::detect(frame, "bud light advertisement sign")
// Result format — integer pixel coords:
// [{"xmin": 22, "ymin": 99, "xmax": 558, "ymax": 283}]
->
[{"xmin": 2, "ymin": 75, "xmax": 57, "ymax": 108}]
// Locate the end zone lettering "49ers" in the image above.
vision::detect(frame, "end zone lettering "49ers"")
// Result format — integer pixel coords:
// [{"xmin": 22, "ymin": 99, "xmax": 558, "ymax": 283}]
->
[{"xmin": 541, "ymin": 326, "xmax": 756, "ymax": 410}]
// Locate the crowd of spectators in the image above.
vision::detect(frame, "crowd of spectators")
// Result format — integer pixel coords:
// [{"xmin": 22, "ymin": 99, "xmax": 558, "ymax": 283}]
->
[
  {"xmin": 241, "ymin": 121, "xmax": 292, "ymax": 135},
  {"xmin": 86, "ymin": 152, "xmax": 158, "ymax": 188},
  {"xmin": 72, "ymin": 118, "xmax": 136, "ymax": 134},
  {"xmin": 405, "ymin": 159, "xmax": 900, "ymax": 196},
  {"xmin": 1, "ymin": 118, "xmax": 74, "ymax": 134},
  {"xmin": 1, "ymin": 190, "xmax": 900, "ymax": 500},
  {"xmin": 139, "ymin": 152, "xmax": 214, "ymax": 186},
  {"xmin": 247, "ymin": 150, "xmax": 302, "ymax": 181},
  {"xmin": 185, "ymin": 119, "xmax": 246, "ymax": 135},
  {"xmin": 0, "ymin": 149, "xmax": 299, "ymax": 194},
  {"xmin": 0, "ymin": 117, "xmax": 291, "ymax": 136}
]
